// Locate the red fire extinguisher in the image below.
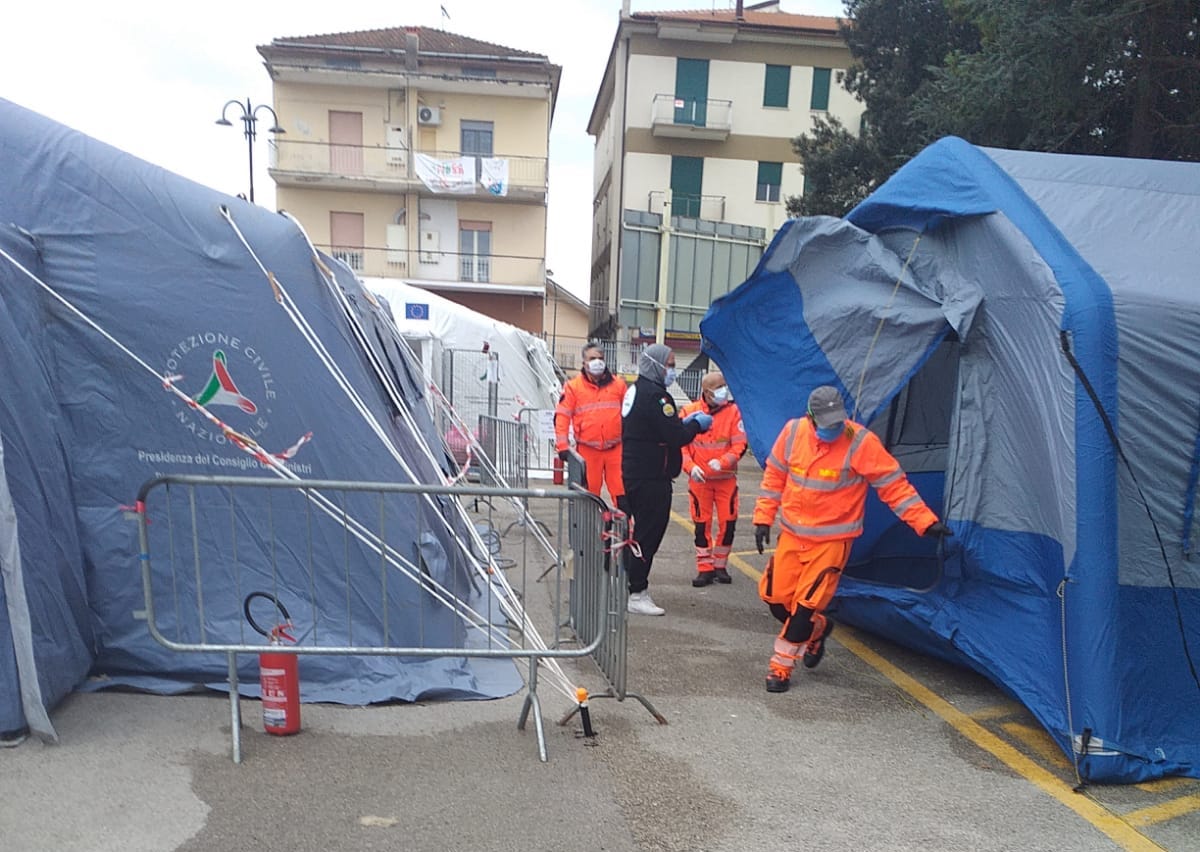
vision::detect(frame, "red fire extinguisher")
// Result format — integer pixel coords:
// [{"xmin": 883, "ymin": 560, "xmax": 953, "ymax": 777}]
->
[
  {"xmin": 243, "ymin": 592, "xmax": 301, "ymax": 736},
  {"xmin": 553, "ymin": 453, "xmax": 565, "ymax": 485}
]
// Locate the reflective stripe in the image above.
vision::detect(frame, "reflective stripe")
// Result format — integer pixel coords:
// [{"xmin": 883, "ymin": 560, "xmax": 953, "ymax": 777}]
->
[
  {"xmin": 761, "ymin": 488, "xmax": 782, "ymax": 501},
  {"xmin": 783, "ymin": 419, "xmax": 802, "ymax": 459},
  {"xmin": 575, "ymin": 401, "xmax": 621, "ymax": 413},
  {"xmin": 577, "ymin": 438, "xmax": 621, "ymax": 450},
  {"xmin": 766, "ymin": 454, "xmax": 788, "ymax": 472},
  {"xmin": 781, "ymin": 516, "xmax": 863, "ymax": 538},
  {"xmin": 789, "ymin": 471, "xmax": 864, "ymax": 491},
  {"xmin": 841, "ymin": 426, "xmax": 869, "ymax": 478},
  {"xmin": 871, "ymin": 469, "xmax": 903, "ymax": 487},
  {"xmin": 893, "ymin": 494, "xmax": 921, "ymax": 514}
]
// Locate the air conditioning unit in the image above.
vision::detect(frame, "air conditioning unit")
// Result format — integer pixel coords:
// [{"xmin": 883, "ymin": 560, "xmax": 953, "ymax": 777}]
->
[{"xmin": 417, "ymin": 106, "xmax": 442, "ymax": 126}]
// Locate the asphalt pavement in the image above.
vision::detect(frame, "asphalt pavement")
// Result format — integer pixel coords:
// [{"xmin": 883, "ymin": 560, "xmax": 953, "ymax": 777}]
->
[{"xmin": 2, "ymin": 466, "xmax": 1197, "ymax": 851}]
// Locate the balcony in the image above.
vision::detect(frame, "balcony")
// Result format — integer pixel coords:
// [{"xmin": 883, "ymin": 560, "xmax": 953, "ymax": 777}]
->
[
  {"xmin": 317, "ymin": 243, "xmax": 546, "ymax": 287},
  {"xmin": 650, "ymin": 95, "xmax": 733, "ymax": 141},
  {"xmin": 271, "ymin": 140, "xmax": 549, "ymax": 202},
  {"xmin": 647, "ymin": 191, "xmax": 726, "ymax": 221}
]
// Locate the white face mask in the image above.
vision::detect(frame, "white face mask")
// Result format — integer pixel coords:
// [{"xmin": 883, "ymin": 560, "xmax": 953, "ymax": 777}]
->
[
  {"xmin": 712, "ymin": 386, "xmax": 730, "ymax": 404},
  {"xmin": 586, "ymin": 358, "xmax": 606, "ymax": 376},
  {"xmin": 664, "ymin": 368, "xmax": 678, "ymax": 386}
]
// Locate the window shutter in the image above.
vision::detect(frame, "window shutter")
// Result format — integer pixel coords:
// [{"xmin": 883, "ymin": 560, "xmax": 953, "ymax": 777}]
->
[
  {"xmin": 763, "ymin": 65, "xmax": 790, "ymax": 108},
  {"xmin": 810, "ymin": 68, "xmax": 831, "ymax": 111}
]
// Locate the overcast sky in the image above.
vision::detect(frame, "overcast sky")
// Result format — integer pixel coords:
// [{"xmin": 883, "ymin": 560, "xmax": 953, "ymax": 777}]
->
[{"xmin": 3, "ymin": 0, "xmax": 845, "ymax": 299}]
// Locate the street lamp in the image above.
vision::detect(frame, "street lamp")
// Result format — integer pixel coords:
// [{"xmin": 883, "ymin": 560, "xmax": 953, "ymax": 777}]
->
[{"xmin": 215, "ymin": 98, "xmax": 285, "ymax": 204}]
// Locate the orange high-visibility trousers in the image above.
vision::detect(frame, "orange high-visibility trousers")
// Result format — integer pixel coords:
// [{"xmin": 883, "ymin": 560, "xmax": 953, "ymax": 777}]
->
[
  {"xmin": 688, "ymin": 477, "xmax": 738, "ymax": 571},
  {"xmin": 577, "ymin": 444, "xmax": 624, "ymax": 502},
  {"xmin": 757, "ymin": 533, "xmax": 852, "ymax": 615}
]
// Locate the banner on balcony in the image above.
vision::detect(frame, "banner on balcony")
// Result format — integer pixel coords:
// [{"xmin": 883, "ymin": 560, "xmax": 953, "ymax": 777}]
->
[
  {"xmin": 480, "ymin": 158, "xmax": 509, "ymax": 197},
  {"xmin": 415, "ymin": 154, "xmax": 476, "ymax": 194}
]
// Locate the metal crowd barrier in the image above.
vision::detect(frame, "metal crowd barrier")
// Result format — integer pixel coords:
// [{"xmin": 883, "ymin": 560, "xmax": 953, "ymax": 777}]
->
[
  {"xmin": 478, "ymin": 414, "xmax": 528, "ymax": 489},
  {"xmin": 558, "ymin": 452, "xmax": 667, "ymax": 728},
  {"xmin": 517, "ymin": 406, "xmax": 558, "ymax": 479},
  {"xmin": 132, "ymin": 473, "xmax": 625, "ymax": 764}
]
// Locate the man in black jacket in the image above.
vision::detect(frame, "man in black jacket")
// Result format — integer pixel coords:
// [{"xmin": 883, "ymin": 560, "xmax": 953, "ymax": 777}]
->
[{"xmin": 620, "ymin": 343, "xmax": 712, "ymax": 615}]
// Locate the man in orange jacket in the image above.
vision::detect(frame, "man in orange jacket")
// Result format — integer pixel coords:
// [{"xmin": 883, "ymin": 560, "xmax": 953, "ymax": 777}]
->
[
  {"xmin": 753, "ymin": 385, "xmax": 952, "ymax": 693},
  {"xmin": 554, "ymin": 342, "xmax": 626, "ymax": 505},
  {"xmin": 680, "ymin": 371, "xmax": 747, "ymax": 587}
]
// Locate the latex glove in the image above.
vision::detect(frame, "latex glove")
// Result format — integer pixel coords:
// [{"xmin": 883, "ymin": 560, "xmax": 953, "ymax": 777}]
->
[
  {"xmin": 557, "ymin": 449, "xmax": 571, "ymax": 462},
  {"xmin": 754, "ymin": 524, "xmax": 771, "ymax": 554},
  {"xmin": 707, "ymin": 458, "xmax": 722, "ymax": 473},
  {"xmin": 689, "ymin": 464, "xmax": 706, "ymax": 483},
  {"xmin": 683, "ymin": 411, "xmax": 713, "ymax": 431},
  {"xmin": 924, "ymin": 520, "xmax": 954, "ymax": 538}
]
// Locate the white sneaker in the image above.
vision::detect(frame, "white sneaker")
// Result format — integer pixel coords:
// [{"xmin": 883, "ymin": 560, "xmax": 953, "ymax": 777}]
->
[{"xmin": 627, "ymin": 590, "xmax": 665, "ymax": 616}]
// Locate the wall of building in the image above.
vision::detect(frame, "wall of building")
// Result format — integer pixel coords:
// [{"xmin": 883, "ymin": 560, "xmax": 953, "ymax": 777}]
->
[{"xmin": 441, "ymin": 290, "xmax": 544, "ymax": 333}]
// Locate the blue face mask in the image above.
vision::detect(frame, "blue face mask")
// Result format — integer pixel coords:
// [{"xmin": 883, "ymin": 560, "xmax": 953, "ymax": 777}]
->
[
  {"xmin": 664, "ymin": 368, "xmax": 678, "ymax": 386},
  {"xmin": 815, "ymin": 422, "xmax": 844, "ymax": 442}
]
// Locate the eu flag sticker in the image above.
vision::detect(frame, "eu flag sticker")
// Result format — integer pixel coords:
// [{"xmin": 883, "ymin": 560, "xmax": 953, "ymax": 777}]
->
[{"xmin": 405, "ymin": 303, "xmax": 429, "ymax": 320}]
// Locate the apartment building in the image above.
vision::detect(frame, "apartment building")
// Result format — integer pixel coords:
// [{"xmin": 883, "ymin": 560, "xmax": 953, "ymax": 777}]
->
[
  {"xmin": 259, "ymin": 27, "xmax": 561, "ymax": 334},
  {"xmin": 587, "ymin": 1, "xmax": 862, "ymax": 350}
]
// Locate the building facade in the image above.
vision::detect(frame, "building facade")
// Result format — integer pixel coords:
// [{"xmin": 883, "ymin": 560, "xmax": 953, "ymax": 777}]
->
[
  {"xmin": 587, "ymin": 1, "xmax": 862, "ymax": 351},
  {"xmin": 259, "ymin": 27, "xmax": 561, "ymax": 334}
]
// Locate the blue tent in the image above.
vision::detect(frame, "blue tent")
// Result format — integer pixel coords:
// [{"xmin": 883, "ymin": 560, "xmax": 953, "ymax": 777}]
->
[
  {"xmin": 0, "ymin": 99, "xmax": 521, "ymax": 742},
  {"xmin": 702, "ymin": 136, "xmax": 1200, "ymax": 783}
]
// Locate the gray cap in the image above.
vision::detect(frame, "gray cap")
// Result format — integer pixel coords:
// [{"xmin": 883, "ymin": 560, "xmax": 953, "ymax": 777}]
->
[{"xmin": 807, "ymin": 385, "xmax": 847, "ymax": 428}]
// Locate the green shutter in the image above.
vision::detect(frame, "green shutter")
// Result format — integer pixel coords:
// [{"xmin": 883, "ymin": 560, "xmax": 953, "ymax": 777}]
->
[
  {"xmin": 675, "ymin": 58, "xmax": 710, "ymax": 126},
  {"xmin": 757, "ymin": 161, "xmax": 783, "ymax": 202},
  {"xmin": 757, "ymin": 162, "xmax": 782, "ymax": 186},
  {"xmin": 763, "ymin": 65, "xmax": 790, "ymax": 108},
  {"xmin": 810, "ymin": 67, "xmax": 831, "ymax": 111},
  {"xmin": 670, "ymin": 156, "xmax": 704, "ymax": 217}
]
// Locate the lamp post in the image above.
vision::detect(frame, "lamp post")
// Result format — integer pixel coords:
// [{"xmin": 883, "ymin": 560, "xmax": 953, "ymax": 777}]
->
[{"xmin": 215, "ymin": 98, "xmax": 285, "ymax": 204}]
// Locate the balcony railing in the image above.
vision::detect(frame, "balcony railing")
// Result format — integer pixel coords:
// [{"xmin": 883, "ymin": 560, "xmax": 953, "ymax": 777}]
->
[
  {"xmin": 650, "ymin": 94, "xmax": 733, "ymax": 140},
  {"xmin": 318, "ymin": 244, "xmax": 545, "ymax": 285},
  {"xmin": 273, "ymin": 140, "xmax": 548, "ymax": 197},
  {"xmin": 647, "ymin": 191, "xmax": 726, "ymax": 221}
]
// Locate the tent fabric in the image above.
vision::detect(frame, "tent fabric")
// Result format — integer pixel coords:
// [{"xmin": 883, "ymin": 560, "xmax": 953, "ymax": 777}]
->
[
  {"xmin": 365, "ymin": 277, "xmax": 562, "ymax": 424},
  {"xmin": 701, "ymin": 136, "xmax": 1200, "ymax": 783},
  {"xmin": 0, "ymin": 98, "xmax": 522, "ymax": 738}
]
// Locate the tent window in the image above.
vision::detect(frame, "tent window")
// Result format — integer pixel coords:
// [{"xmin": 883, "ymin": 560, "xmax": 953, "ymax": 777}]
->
[
  {"xmin": 871, "ymin": 337, "xmax": 958, "ymax": 471},
  {"xmin": 846, "ymin": 338, "xmax": 960, "ymax": 593}
]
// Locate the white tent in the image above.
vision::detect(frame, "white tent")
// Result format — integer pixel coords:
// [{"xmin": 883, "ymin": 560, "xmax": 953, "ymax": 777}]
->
[{"xmin": 364, "ymin": 279, "xmax": 563, "ymax": 470}]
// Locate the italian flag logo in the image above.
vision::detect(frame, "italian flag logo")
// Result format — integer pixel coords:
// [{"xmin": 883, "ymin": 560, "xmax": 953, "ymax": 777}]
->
[{"xmin": 193, "ymin": 350, "xmax": 257, "ymax": 414}]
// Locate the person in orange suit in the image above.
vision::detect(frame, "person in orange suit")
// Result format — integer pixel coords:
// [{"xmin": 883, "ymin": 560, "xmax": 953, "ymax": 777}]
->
[
  {"xmin": 554, "ymin": 342, "xmax": 626, "ymax": 506},
  {"xmin": 680, "ymin": 370, "xmax": 747, "ymax": 587},
  {"xmin": 753, "ymin": 385, "xmax": 953, "ymax": 693}
]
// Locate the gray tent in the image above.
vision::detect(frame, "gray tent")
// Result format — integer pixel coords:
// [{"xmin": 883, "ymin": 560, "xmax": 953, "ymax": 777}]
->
[
  {"xmin": 703, "ymin": 137, "xmax": 1200, "ymax": 783},
  {"xmin": 0, "ymin": 98, "xmax": 521, "ymax": 742}
]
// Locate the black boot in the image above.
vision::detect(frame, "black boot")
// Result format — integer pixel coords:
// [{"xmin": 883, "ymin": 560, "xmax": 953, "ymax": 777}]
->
[
  {"xmin": 712, "ymin": 568, "xmax": 732, "ymax": 584},
  {"xmin": 803, "ymin": 619, "xmax": 835, "ymax": 669},
  {"xmin": 692, "ymin": 571, "xmax": 714, "ymax": 587}
]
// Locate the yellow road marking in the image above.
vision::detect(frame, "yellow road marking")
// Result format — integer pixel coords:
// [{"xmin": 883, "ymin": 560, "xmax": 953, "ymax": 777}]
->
[
  {"xmin": 1002, "ymin": 721, "xmax": 1073, "ymax": 770},
  {"xmin": 667, "ymin": 510, "xmax": 1163, "ymax": 850},
  {"xmin": 1134, "ymin": 776, "xmax": 1197, "ymax": 794},
  {"xmin": 1125, "ymin": 793, "xmax": 1200, "ymax": 828},
  {"xmin": 970, "ymin": 702, "xmax": 1025, "ymax": 722}
]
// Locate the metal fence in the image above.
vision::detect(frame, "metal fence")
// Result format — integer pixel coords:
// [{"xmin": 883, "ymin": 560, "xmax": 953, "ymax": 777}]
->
[
  {"xmin": 558, "ymin": 451, "xmax": 666, "ymax": 727},
  {"xmin": 439, "ymin": 348, "xmax": 499, "ymax": 475},
  {"xmin": 133, "ymin": 473, "xmax": 629, "ymax": 764}
]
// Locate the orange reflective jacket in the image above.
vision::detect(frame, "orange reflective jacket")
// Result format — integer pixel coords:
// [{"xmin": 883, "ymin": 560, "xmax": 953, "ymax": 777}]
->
[
  {"xmin": 752, "ymin": 417, "xmax": 937, "ymax": 541},
  {"xmin": 554, "ymin": 372, "xmax": 627, "ymax": 452},
  {"xmin": 679, "ymin": 400, "xmax": 747, "ymax": 480}
]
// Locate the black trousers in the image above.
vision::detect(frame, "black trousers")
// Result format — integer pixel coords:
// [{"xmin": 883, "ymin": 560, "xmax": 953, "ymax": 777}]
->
[{"xmin": 622, "ymin": 478, "xmax": 673, "ymax": 593}]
